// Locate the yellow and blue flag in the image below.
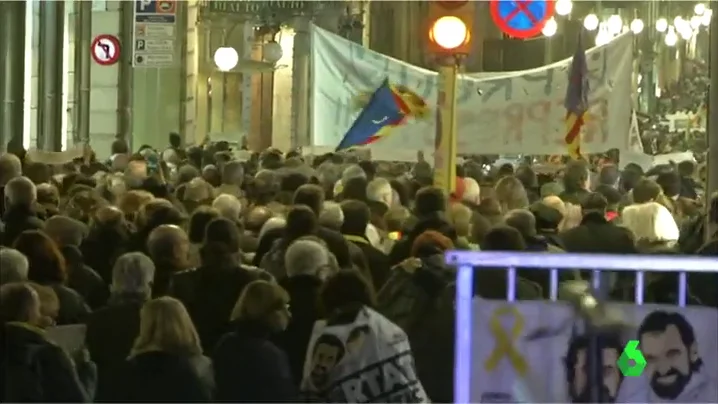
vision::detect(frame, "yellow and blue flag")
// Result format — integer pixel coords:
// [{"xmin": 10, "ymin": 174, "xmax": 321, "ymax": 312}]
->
[
  {"xmin": 564, "ymin": 34, "xmax": 589, "ymax": 160},
  {"xmin": 336, "ymin": 79, "xmax": 413, "ymax": 151}
]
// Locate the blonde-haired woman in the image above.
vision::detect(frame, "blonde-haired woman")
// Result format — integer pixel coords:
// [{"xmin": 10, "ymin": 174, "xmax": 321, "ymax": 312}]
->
[
  {"xmin": 494, "ymin": 176, "xmax": 529, "ymax": 213},
  {"xmin": 622, "ymin": 201, "xmax": 679, "ymax": 253},
  {"xmin": 118, "ymin": 297, "xmax": 213, "ymax": 402},
  {"xmin": 213, "ymin": 280, "xmax": 296, "ymax": 402}
]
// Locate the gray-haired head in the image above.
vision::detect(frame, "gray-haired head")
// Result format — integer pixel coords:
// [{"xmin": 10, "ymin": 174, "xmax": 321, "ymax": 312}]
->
[
  {"xmin": 111, "ymin": 252, "xmax": 156, "ymax": 299},
  {"xmin": 319, "ymin": 201, "xmax": 344, "ymax": 231},
  {"xmin": 5, "ymin": 176, "xmax": 36, "ymax": 208},
  {"xmin": 0, "ymin": 153, "xmax": 22, "ymax": 186},
  {"xmin": 285, "ymin": 238, "xmax": 336, "ymax": 278},
  {"xmin": 212, "ymin": 194, "xmax": 242, "ymax": 222},
  {"xmin": 44, "ymin": 215, "xmax": 89, "ymax": 247},
  {"xmin": 504, "ymin": 209, "xmax": 537, "ymax": 238},
  {"xmin": 258, "ymin": 216, "xmax": 286, "ymax": 241},
  {"xmin": 0, "ymin": 248, "xmax": 29, "ymax": 285},
  {"xmin": 341, "ymin": 164, "xmax": 366, "ymax": 184}
]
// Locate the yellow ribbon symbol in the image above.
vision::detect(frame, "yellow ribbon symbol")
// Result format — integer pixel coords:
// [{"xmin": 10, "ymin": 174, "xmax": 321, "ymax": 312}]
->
[{"xmin": 483, "ymin": 305, "xmax": 529, "ymax": 376}]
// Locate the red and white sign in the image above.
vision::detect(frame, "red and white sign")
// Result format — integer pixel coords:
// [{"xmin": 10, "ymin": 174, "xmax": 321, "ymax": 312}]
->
[{"xmin": 91, "ymin": 34, "xmax": 121, "ymax": 66}]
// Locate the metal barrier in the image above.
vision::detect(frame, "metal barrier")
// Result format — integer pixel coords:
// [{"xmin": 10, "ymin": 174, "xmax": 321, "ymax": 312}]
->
[{"xmin": 445, "ymin": 251, "xmax": 718, "ymax": 404}]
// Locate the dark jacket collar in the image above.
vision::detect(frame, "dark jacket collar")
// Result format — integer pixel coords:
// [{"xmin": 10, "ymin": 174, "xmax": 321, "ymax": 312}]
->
[
  {"xmin": 231, "ymin": 319, "xmax": 274, "ymax": 339},
  {"xmin": 580, "ymin": 211, "xmax": 609, "ymax": 226},
  {"xmin": 60, "ymin": 245, "xmax": 84, "ymax": 266}
]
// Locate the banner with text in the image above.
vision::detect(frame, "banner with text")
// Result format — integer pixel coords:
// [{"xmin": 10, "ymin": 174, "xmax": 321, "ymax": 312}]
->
[
  {"xmin": 470, "ymin": 299, "xmax": 718, "ymax": 403},
  {"xmin": 310, "ymin": 25, "xmax": 634, "ymax": 156}
]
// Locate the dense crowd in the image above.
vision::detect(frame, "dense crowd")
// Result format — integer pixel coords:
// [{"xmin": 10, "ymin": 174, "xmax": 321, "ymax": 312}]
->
[{"xmin": 0, "ymin": 133, "xmax": 716, "ymax": 402}]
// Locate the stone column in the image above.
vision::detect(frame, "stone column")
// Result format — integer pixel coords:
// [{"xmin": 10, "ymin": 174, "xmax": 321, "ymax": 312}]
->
[
  {"xmin": 291, "ymin": 17, "xmax": 311, "ymax": 149},
  {"xmin": 37, "ymin": 0, "xmax": 65, "ymax": 151},
  {"xmin": 0, "ymin": 1, "xmax": 27, "ymax": 152}
]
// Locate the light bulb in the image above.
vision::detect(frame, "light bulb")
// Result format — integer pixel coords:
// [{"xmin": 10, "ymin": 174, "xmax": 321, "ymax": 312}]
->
[
  {"xmin": 555, "ymin": 0, "xmax": 573, "ymax": 16},
  {"xmin": 607, "ymin": 14, "xmax": 623, "ymax": 34},
  {"xmin": 701, "ymin": 9, "xmax": 712, "ymax": 26},
  {"xmin": 542, "ymin": 17, "xmax": 558, "ymax": 37},
  {"xmin": 679, "ymin": 26, "xmax": 693, "ymax": 40},
  {"xmin": 595, "ymin": 23, "xmax": 611, "ymax": 46},
  {"xmin": 690, "ymin": 15, "xmax": 702, "ymax": 29},
  {"xmin": 673, "ymin": 16, "xmax": 685, "ymax": 28},
  {"xmin": 664, "ymin": 27, "xmax": 678, "ymax": 46},
  {"xmin": 584, "ymin": 13, "xmax": 599, "ymax": 31},
  {"xmin": 630, "ymin": 18, "xmax": 644, "ymax": 34},
  {"xmin": 694, "ymin": 3, "xmax": 706, "ymax": 15},
  {"xmin": 656, "ymin": 18, "xmax": 668, "ymax": 32},
  {"xmin": 213, "ymin": 47, "xmax": 239, "ymax": 71}
]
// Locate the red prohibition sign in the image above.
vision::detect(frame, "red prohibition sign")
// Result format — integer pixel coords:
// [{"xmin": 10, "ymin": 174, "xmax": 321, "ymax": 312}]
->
[
  {"xmin": 91, "ymin": 34, "xmax": 121, "ymax": 66},
  {"xmin": 490, "ymin": 0, "xmax": 555, "ymax": 39}
]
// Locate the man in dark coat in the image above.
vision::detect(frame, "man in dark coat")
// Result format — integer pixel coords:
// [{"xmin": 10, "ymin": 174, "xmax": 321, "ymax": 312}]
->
[{"xmin": 2, "ymin": 177, "xmax": 44, "ymax": 247}]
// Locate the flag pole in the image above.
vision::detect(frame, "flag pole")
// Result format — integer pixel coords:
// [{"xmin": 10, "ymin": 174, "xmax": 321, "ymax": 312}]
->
[{"xmin": 433, "ymin": 55, "xmax": 459, "ymax": 195}]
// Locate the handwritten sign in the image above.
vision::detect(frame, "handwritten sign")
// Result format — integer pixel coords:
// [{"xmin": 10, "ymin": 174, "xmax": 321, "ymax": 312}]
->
[{"xmin": 310, "ymin": 25, "xmax": 633, "ymax": 156}]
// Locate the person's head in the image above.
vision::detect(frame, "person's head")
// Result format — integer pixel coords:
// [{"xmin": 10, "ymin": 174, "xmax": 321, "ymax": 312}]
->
[
  {"xmin": 111, "ymin": 252, "xmax": 155, "ymax": 301},
  {"xmin": 580, "ymin": 192, "xmax": 608, "ymax": 216},
  {"xmin": 280, "ymin": 172, "xmax": 309, "ymax": 194},
  {"xmin": 619, "ymin": 166, "xmax": 643, "ymax": 193},
  {"xmin": 339, "ymin": 199, "xmax": 370, "ymax": 236},
  {"xmin": 201, "ymin": 217, "xmax": 241, "ymax": 258},
  {"xmin": 677, "ymin": 160, "xmax": 695, "ymax": 178},
  {"xmin": 341, "ymin": 164, "xmax": 367, "ymax": 185},
  {"xmin": 594, "ymin": 184, "xmax": 622, "ymax": 212},
  {"xmin": 27, "ymin": 282, "xmax": 59, "ymax": 327},
  {"xmin": 540, "ymin": 181, "xmax": 565, "ymax": 198},
  {"xmin": 415, "ymin": 186, "xmax": 446, "ymax": 217},
  {"xmin": 462, "ymin": 177, "xmax": 481, "ymax": 205},
  {"xmin": 515, "ymin": 165, "xmax": 538, "ymax": 189},
  {"xmin": 366, "ymin": 178, "xmax": 393, "ymax": 208},
  {"xmin": 309, "ymin": 333, "xmax": 345, "ymax": 389},
  {"xmin": 182, "ymin": 177, "xmax": 215, "ymax": 204},
  {"xmin": 598, "ymin": 164, "xmax": 620, "ymax": 187},
  {"xmin": 146, "ymin": 225, "xmax": 190, "ymax": 270},
  {"xmin": 656, "ymin": 171, "xmax": 681, "ymax": 198},
  {"xmin": 448, "ymin": 202, "xmax": 473, "ymax": 238},
  {"xmin": 411, "ymin": 230, "xmax": 454, "ymax": 257},
  {"xmin": 319, "ymin": 201, "xmax": 344, "ymax": 231},
  {"xmin": 494, "ymin": 176, "xmax": 529, "ymax": 213},
  {"xmin": 622, "ymin": 202, "xmax": 679, "ymax": 243},
  {"xmin": 0, "ymin": 248, "xmax": 29, "ymax": 285},
  {"xmin": 285, "ymin": 238, "xmax": 336, "ymax": 279},
  {"xmin": 632, "ymin": 178, "xmax": 662, "ymax": 204},
  {"xmin": 481, "ymin": 226, "xmax": 526, "ymax": 251},
  {"xmin": 638, "ymin": 311, "xmax": 702, "ymax": 400},
  {"xmin": 126, "ymin": 154, "xmax": 149, "ymax": 179},
  {"xmin": 221, "ymin": 160, "xmax": 244, "ymax": 186},
  {"xmin": 44, "ymin": 215, "xmax": 88, "ymax": 248},
  {"xmin": 138, "ymin": 199, "xmax": 185, "ymax": 231},
  {"xmin": 230, "ymin": 280, "xmax": 291, "ymax": 333},
  {"xmin": 565, "ymin": 333, "xmax": 624, "ymax": 403},
  {"xmin": 319, "ymin": 269, "xmax": 375, "ymax": 316},
  {"xmin": 111, "ymin": 137, "xmax": 130, "ymax": 155},
  {"xmin": 118, "ymin": 190, "xmax": 154, "ymax": 223},
  {"xmin": 4, "ymin": 176, "xmax": 36, "ymax": 209},
  {"xmin": 285, "ymin": 205, "xmax": 318, "ymax": 241},
  {"xmin": 562, "ymin": 160, "xmax": 590, "ymax": 193},
  {"xmin": 259, "ymin": 216, "xmax": 286, "ymax": 241},
  {"xmin": 187, "ymin": 206, "xmax": 220, "ymax": 244},
  {"xmin": 245, "ymin": 206, "xmax": 273, "ymax": 235},
  {"xmin": 0, "ymin": 153, "xmax": 23, "ymax": 187},
  {"xmin": 504, "ymin": 209, "xmax": 537, "ymax": 239},
  {"xmin": 293, "ymin": 184, "xmax": 325, "ymax": 216},
  {"xmin": 529, "ymin": 202, "xmax": 563, "ymax": 232},
  {"xmin": 340, "ymin": 176, "xmax": 368, "ymax": 202},
  {"xmin": 131, "ymin": 297, "xmax": 202, "ymax": 357},
  {"xmin": 13, "ymin": 231, "xmax": 66, "ymax": 284},
  {"xmin": 36, "ymin": 183, "xmax": 59, "ymax": 207},
  {"xmin": 385, "ymin": 206, "xmax": 410, "ymax": 233},
  {"xmin": 0, "ymin": 283, "xmax": 42, "ymax": 326},
  {"xmin": 212, "ymin": 194, "xmax": 242, "ymax": 223}
]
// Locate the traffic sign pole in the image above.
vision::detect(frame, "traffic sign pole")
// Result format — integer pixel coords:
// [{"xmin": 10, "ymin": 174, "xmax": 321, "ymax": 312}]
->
[{"xmin": 433, "ymin": 55, "xmax": 459, "ymax": 196}]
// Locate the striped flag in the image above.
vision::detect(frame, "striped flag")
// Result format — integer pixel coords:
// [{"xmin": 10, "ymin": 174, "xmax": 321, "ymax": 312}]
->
[{"xmin": 564, "ymin": 34, "xmax": 589, "ymax": 160}]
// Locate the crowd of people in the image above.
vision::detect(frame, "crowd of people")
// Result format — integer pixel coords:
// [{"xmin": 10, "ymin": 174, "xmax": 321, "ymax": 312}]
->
[{"xmin": 0, "ymin": 133, "xmax": 716, "ymax": 402}]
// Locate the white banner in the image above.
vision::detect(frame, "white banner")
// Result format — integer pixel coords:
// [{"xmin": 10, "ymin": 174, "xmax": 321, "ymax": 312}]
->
[
  {"xmin": 470, "ymin": 300, "xmax": 718, "ymax": 403},
  {"xmin": 301, "ymin": 307, "xmax": 429, "ymax": 403},
  {"xmin": 310, "ymin": 26, "xmax": 634, "ymax": 156}
]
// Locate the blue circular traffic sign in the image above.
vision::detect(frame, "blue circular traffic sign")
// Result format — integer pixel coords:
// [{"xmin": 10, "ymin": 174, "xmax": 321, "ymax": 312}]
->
[{"xmin": 490, "ymin": 0, "xmax": 555, "ymax": 39}]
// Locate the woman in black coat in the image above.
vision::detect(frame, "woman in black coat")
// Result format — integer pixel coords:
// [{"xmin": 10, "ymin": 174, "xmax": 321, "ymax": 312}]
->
[
  {"xmin": 116, "ymin": 297, "xmax": 214, "ymax": 402},
  {"xmin": 213, "ymin": 280, "xmax": 296, "ymax": 402}
]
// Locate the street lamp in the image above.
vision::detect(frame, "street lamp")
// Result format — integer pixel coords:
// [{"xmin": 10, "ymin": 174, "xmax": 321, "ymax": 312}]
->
[
  {"xmin": 665, "ymin": 26, "xmax": 678, "ymax": 46},
  {"xmin": 679, "ymin": 25, "xmax": 693, "ymax": 40},
  {"xmin": 595, "ymin": 23, "xmax": 611, "ymax": 46},
  {"xmin": 607, "ymin": 14, "xmax": 623, "ymax": 35},
  {"xmin": 555, "ymin": 0, "xmax": 572, "ymax": 16},
  {"xmin": 542, "ymin": 16, "xmax": 558, "ymax": 37},
  {"xmin": 584, "ymin": 13, "xmax": 599, "ymax": 31},
  {"xmin": 701, "ymin": 9, "xmax": 713, "ymax": 26},
  {"xmin": 213, "ymin": 47, "xmax": 239, "ymax": 71},
  {"xmin": 430, "ymin": 16, "xmax": 469, "ymax": 50},
  {"xmin": 262, "ymin": 41, "xmax": 283, "ymax": 64},
  {"xmin": 656, "ymin": 18, "xmax": 669, "ymax": 32},
  {"xmin": 630, "ymin": 18, "xmax": 644, "ymax": 34},
  {"xmin": 695, "ymin": 3, "xmax": 707, "ymax": 15},
  {"xmin": 691, "ymin": 15, "xmax": 703, "ymax": 29}
]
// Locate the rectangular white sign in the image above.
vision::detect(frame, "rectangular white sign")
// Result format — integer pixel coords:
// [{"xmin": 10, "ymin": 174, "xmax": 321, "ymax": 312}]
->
[
  {"xmin": 310, "ymin": 25, "xmax": 634, "ymax": 156},
  {"xmin": 132, "ymin": 0, "xmax": 177, "ymax": 68}
]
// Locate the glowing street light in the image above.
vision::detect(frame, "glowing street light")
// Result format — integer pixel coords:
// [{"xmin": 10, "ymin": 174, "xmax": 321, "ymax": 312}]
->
[
  {"xmin": 595, "ymin": 23, "xmax": 611, "ymax": 46},
  {"xmin": 679, "ymin": 25, "xmax": 693, "ymax": 40},
  {"xmin": 690, "ymin": 15, "xmax": 702, "ymax": 29},
  {"xmin": 630, "ymin": 18, "xmax": 644, "ymax": 34},
  {"xmin": 607, "ymin": 14, "xmax": 623, "ymax": 35},
  {"xmin": 664, "ymin": 26, "xmax": 678, "ymax": 46},
  {"xmin": 701, "ymin": 9, "xmax": 713, "ymax": 26},
  {"xmin": 584, "ymin": 13, "xmax": 599, "ymax": 31},
  {"xmin": 542, "ymin": 17, "xmax": 558, "ymax": 37},
  {"xmin": 656, "ymin": 18, "xmax": 668, "ymax": 32},
  {"xmin": 694, "ymin": 3, "xmax": 706, "ymax": 15},
  {"xmin": 430, "ymin": 16, "xmax": 469, "ymax": 50},
  {"xmin": 213, "ymin": 47, "xmax": 239, "ymax": 71},
  {"xmin": 555, "ymin": 0, "xmax": 572, "ymax": 16}
]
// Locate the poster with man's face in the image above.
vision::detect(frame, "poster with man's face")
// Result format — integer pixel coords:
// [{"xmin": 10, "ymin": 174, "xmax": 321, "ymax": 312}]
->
[
  {"xmin": 565, "ymin": 335, "xmax": 624, "ymax": 403},
  {"xmin": 309, "ymin": 334, "xmax": 345, "ymax": 391}
]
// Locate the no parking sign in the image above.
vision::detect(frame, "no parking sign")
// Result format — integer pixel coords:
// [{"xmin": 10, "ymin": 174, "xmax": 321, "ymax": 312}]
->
[
  {"xmin": 490, "ymin": 0, "xmax": 555, "ymax": 39},
  {"xmin": 91, "ymin": 34, "xmax": 121, "ymax": 66}
]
